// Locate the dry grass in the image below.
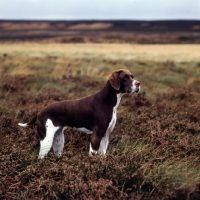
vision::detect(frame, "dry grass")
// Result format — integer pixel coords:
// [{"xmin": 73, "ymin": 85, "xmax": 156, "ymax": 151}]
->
[
  {"xmin": 68, "ymin": 23, "xmax": 113, "ymax": 30},
  {"xmin": 1, "ymin": 43, "xmax": 200, "ymax": 62},
  {"xmin": 0, "ymin": 43, "xmax": 200, "ymax": 199},
  {"xmin": 0, "ymin": 22, "xmax": 62, "ymax": 31}
]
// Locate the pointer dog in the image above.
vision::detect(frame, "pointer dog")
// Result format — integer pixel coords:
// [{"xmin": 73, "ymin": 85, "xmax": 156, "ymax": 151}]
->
[{"xmin": 18, "ymin": 69, "xmax": 140, "ymax": 159}]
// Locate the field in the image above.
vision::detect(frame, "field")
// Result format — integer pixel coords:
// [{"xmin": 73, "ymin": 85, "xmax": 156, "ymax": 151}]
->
[
  {"xmin": 1, "ymin": 20, "xmax": 200, "ymax": 44},
  {"xmin": 0, "ymin": 43, "xmax": 200, "ymax": 199}
]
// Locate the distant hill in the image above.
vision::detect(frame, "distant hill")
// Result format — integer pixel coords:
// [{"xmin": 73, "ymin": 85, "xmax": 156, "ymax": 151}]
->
[{"xmin": 0, "ymin": 20, "xmax": 200, "ymax": 43}]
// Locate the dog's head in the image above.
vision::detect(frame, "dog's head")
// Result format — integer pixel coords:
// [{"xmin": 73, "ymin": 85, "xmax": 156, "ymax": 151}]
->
[{"xmin": 109, "ymin": 69, "xmax": 140, "ymax": 93}]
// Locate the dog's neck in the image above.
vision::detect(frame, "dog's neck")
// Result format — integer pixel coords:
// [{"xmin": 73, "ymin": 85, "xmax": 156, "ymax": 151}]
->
[{"xmin": 96, "ymin": 81, "xmax": 119, "ymax": 107}]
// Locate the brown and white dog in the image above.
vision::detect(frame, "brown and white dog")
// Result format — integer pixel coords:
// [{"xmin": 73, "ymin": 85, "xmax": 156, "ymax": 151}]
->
[{"xmin": 18, "ymin": 69, "xmax": 140, "ymax": 159}]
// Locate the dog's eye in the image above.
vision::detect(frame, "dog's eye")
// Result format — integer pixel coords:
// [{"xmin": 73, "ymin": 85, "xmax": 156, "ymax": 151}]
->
[
  {"xmin": 130, "ymin": 75, "xmax": 134, "ymax": 79},
  {"xmin": 124, "ymin": 74, "xmax": 129, "ymax": 79}
]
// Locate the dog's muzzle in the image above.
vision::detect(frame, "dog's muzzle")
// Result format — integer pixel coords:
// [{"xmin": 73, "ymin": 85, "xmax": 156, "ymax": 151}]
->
[
  {"xmin": 135, "ymin": 88, "xmax": 140, "ymax": 93},
  {"xmin": 134, "ymin": 81, "xmax": 140, "ymax": 93}
]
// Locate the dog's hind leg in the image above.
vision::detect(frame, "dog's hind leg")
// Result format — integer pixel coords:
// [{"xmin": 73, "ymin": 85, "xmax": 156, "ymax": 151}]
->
[
  {"xmin": 53, "ymin": 127, "xmax": 66, "ymax": 156},
  {"xmin": 38, "ymin": 119, "xmax": 60, "ymax": 159}
]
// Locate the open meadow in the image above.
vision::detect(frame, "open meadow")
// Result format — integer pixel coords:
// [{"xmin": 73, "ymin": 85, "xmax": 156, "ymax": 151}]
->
[{"xmin": 0, "ymin": 43, "xmax": 200, "ymax": 199}]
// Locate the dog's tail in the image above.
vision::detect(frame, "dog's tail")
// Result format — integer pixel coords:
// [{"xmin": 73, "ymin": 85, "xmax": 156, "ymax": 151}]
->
[{"xmin": 18, "ymin": 115, "xmax": 37, "ymax": 127}]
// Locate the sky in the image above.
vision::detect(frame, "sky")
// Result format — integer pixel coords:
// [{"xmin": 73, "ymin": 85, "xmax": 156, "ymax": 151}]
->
[{"xmin": 0, "ymin": 0, "xmax": 200, "ymax": 20}]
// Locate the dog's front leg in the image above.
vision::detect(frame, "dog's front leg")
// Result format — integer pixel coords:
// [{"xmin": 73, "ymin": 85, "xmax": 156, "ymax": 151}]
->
[
  {"xmin": 98, "ymin": 134, "xmax": 109, "ymax": 155},
  {"xmin": 89, "ymin": 132, "xmax": 102, "ymax": 155}
]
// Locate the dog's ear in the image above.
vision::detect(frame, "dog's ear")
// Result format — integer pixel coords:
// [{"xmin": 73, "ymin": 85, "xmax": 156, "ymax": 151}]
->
[{"xmin": 109, "ymin": 70, "xmax": 122, "ymax": 91}]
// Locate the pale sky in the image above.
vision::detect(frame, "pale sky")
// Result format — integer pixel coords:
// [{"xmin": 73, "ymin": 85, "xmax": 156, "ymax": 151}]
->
[{"xmin": 0, "ymin": 0, "xmax": 200, "ymax": 20}]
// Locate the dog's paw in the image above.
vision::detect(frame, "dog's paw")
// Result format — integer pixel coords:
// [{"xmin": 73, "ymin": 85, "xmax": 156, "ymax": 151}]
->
[{"xmin": 89, "ymin": 143, "xmax": 98, "ymax": 155}]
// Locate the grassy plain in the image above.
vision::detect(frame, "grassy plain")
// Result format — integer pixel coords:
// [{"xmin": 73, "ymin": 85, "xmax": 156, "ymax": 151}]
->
[{"xmin": 0, "ymin": 43, "xmax": 200, "ymax": 199}]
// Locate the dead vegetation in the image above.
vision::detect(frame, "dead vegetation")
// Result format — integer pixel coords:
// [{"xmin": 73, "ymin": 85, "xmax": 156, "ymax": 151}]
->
[
  {"xmin": 0, "ymin": 20, "xmax": 200, "ymax": 44},
  {"xmin": 0, "ymin": 44, "xmax": 200, "ymax": 199}
]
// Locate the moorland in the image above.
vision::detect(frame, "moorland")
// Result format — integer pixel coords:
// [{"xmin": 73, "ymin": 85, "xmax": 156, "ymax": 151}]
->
[
  {"xmin": 0, "ymin": 20, "xmax": 200, "ymax": 199},
  {"xmin": 0, "ymin": 20, "xmax": 200, "ymax": 44}
]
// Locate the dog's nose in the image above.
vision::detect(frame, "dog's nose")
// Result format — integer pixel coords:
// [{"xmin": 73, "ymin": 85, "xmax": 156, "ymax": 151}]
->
[{"xmin": 135, "ymin": 81, "xmax": 140, "ymax": 87}]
